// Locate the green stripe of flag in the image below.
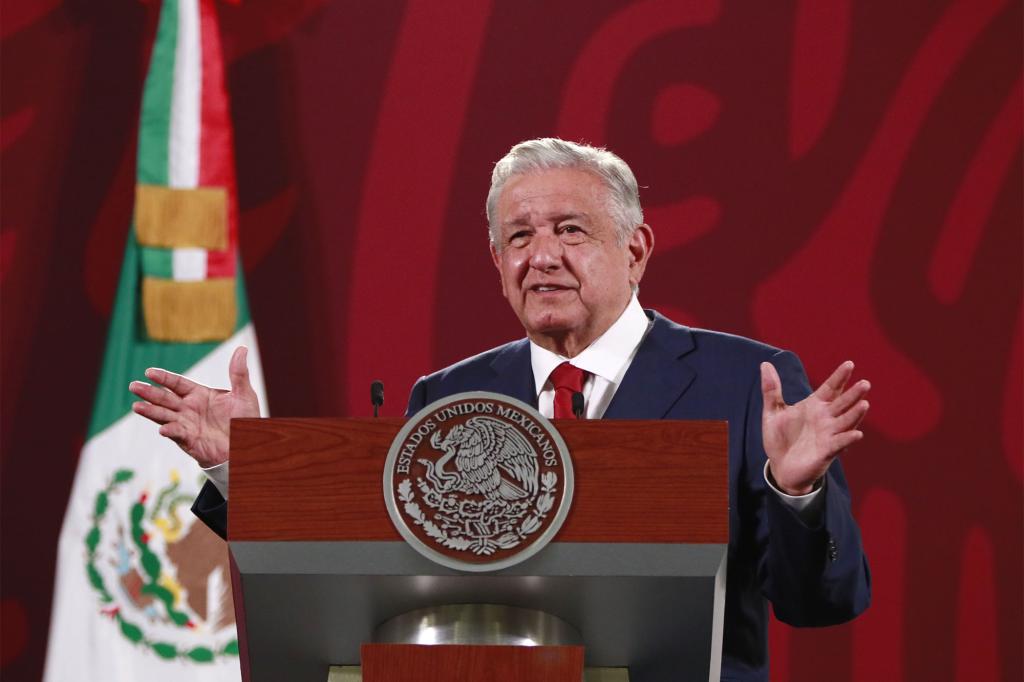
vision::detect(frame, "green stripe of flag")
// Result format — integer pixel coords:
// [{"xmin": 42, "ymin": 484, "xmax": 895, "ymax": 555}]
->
[
  {"xmin": 140, "ymin": 246, "xmax": 173, "ymax": 279},
  {"xmin": 137, "ymin": 0, "xmax": 178, "ymax": 186}
]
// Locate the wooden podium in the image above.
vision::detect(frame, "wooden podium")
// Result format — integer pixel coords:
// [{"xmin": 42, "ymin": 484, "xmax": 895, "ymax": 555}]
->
[{"xmin": 227, "ymin": 417, "xmax": 728, "ymax": 682}]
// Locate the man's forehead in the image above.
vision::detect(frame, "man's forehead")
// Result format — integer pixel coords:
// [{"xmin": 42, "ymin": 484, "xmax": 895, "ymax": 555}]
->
[
  {"xmin": 501, "ymin": 169, "xmax": 604, "ymax": 197},
  {"xmin": 497, "ymin": 170, "xmax": 610, "ymax": 226}
]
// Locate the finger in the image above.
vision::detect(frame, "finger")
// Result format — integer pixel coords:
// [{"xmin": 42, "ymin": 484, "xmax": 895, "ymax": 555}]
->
[
  {"xmin": 132, "ymin": 401, "xmax": 177, "ymax": 426},
  {"xmin": 760, "ymin": 362, "xmax": 785, "ymax": 411},
  {"xmin": 851, "ymin": 401, "xmax": 869, "ymax": 430},
  {"xmin": 832, "ymin": 400, "xmax": 869, "ymax": 433},
  {"xmin": 830, "ymin": 429, "xmax": 863, "ymax": 452},
  {"xmin": 145, "ymin": 367, "xmax": 201, "ymax": 396},
  {"xmin": 814, "ymin": 360, "xmax": 855, "ymax": 401},
  {"xmin": 228, "ymin": 346, "xmax": 252, "ymax": 395},
  {"xmin": 159, "ymin": 422, "xmax": 189, "ymax": 443},
  {"xmin": 830, "ymin": 379, "xmax": 871, "ymax": 415},
  {"xmin": 128, "ymin": 381, "xmax": 182, "ymax": 409}
]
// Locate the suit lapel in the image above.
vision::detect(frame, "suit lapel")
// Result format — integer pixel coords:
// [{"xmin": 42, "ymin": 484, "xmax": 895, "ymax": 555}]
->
[
  {"xmin": 487, "ymin": 339, "xmax": 538, "ymax": 407},
  {"xmin": 603, "ymin": 311, "xmax": 697, "ymax": 419}
]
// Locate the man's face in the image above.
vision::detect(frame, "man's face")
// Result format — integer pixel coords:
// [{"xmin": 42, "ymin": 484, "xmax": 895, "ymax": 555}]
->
[{"xmin": 490, "ymin": 167, "xmax": 653, "ymax": 356}]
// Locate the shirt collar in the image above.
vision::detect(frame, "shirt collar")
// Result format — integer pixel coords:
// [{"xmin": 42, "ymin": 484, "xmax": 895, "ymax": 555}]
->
[{"xmin": 530, "ymin": 295, "xmax": 651, "ymax": 395}]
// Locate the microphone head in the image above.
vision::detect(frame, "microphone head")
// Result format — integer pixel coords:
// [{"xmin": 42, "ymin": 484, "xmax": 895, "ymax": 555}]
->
[
  {"xmin": 370, "ymin": 380, "xmax": 384, "ymax": 406},
  {"xmin": 571, "ymin": 391, "xmax": 585, "ymax": 418}
]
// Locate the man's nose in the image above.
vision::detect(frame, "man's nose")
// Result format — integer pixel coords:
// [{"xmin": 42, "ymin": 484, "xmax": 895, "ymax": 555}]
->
[{"xmin": 528, "ymin": 232, "xmax": 563, "ymax": 271}]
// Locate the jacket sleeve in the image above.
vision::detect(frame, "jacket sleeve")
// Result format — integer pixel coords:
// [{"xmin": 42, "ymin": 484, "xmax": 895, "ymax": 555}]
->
[
  {"xmin": 191, "ymin": 479, "xmax": 228, "ymax": 540},
  {"xmin": 752, "ymin": 350, "xmax": 871, "ymax": 626},
  {"xmin": 405, "ymin": 376, "xmax": 429, "ymax": 417}
]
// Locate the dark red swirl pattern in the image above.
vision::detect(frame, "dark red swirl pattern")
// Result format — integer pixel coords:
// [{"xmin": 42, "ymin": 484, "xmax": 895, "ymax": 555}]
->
[{"xmin": 1, "ymin": 2, "xmax": 1019, "ymax": 680}]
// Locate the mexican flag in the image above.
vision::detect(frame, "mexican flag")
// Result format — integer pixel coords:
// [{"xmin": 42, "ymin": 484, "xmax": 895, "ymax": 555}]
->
[{"xmin": 43, "ymin": 0, "xmax": 264, "ymax": 679}]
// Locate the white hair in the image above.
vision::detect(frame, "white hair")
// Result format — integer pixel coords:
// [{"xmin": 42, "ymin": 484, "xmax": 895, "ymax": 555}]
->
[{"xmin": 486, "ymin": 138, "xmax": 644, "ymax": 248}]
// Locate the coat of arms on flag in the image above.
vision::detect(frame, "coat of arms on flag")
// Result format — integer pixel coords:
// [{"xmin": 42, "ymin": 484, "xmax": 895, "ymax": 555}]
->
[{"xmin": 84, "ymin": 468, "xmax": 238, "ymax": 662}]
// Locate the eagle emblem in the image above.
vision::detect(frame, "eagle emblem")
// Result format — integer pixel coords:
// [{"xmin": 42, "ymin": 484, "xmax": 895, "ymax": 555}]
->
[
  {"xmin": 384, "ymin": 392, "xmax": 574, "ymax": 572},
  {"xmin": 423, "ymin": 417, "xmax": 539, "ymax": 501}
]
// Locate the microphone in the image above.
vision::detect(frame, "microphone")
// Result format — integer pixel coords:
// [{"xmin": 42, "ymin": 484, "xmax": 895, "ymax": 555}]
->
[
  {"xmin": 571, "ymin": 391, "xmax": 585, "ymax": 419},
  {"xmin": 370, "ymin": 380, "xmax": 384, "ymax": 417}
]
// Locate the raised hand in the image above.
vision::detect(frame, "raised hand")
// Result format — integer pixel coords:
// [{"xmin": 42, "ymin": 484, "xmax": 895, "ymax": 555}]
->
[
  {"xmin": 761, "ymin": 360, "xmax": 871, "ymax": 496},
  {"xmin": 128, "ymin": 346, "xmax": 260, "ymax": 468}
]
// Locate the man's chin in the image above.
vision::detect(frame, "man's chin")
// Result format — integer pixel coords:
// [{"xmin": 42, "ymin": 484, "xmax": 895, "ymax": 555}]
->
[{"xmin": 522, "ymin": 316, "xmax": 578, "ymax": 340}]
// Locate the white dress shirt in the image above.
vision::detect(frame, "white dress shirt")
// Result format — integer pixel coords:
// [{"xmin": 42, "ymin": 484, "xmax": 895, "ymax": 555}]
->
[
  {"xmin": 531, "ymin": 293, "xmax": 651, "ymax": 420},
  {"xmin": 207, "ymin": 295, "xmax": 822, "ymax": 517},
  {"xmin": 203, "ymin": 460, "xmax": 230, "ymax": 499}
]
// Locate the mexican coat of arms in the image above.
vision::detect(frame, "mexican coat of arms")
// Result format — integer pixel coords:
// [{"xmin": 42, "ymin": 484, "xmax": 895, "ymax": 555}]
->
[{"xmin": 383, "ymin": 392, "xmax": 574, "ymax": 571}]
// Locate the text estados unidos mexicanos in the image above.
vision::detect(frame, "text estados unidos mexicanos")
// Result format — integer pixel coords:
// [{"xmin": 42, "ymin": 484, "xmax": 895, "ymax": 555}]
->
[{"xmin": 394, "ymin": 402, "xmax": 558, "ymax": 474}]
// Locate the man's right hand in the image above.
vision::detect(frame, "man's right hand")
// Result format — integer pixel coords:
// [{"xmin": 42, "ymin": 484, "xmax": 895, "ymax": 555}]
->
[{"xmin": 128, "ymin": 346, "xmax": 260, "ymax": 468}]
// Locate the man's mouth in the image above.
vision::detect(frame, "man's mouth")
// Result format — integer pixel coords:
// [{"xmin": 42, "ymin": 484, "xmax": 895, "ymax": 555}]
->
[{"xmin": 530, "ymin": 284, "xmax": 572, "ymax": 293}]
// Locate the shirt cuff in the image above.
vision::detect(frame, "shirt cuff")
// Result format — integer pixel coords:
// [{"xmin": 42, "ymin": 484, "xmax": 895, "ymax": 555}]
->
[
  {"xmin": 202, "ymin": 461, "xmax": 230, "ymax": 500},
  {"xmin": 763, "ymin": 461, "xmax": 824, "ymax": 524}
]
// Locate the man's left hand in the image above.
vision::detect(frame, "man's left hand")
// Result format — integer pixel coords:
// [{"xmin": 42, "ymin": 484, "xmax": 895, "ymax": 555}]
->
[{"xmin": 761, "ymin": 360, "xmax": 871, "ymax": 496}]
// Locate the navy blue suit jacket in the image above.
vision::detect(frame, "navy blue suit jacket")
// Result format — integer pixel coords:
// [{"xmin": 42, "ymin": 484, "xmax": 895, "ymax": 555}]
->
[
  {"xmin": 192, "ymin": 310, "xmax": 870, "ymax": 681},
  {"xmin": 403, "ymin": 311, "xmax": 870, "ymax": 681}
]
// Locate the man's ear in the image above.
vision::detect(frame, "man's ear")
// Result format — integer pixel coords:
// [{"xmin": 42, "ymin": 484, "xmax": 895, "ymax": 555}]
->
[
  {"xmin": 490, "ymin": 241, "xmax": 508, "ymax": 298},
  {"xmin": 627, "ymin": 223, "xmax": 654, "ymax": 287}
]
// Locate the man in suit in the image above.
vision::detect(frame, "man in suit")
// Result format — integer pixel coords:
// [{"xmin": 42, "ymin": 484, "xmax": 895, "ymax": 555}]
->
[{"xmin": 130, "ymin": 138, "xmax": 871, "ymax": 681}]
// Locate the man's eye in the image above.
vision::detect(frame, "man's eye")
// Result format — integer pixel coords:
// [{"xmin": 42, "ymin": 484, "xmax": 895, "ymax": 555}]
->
[
  {"xmin": 560, "ymin": 225, "xmax": 586, "ymax": 241},
  {"xmin": 508, "ymin": 231, "xmax": 530, "ymax": 246}
]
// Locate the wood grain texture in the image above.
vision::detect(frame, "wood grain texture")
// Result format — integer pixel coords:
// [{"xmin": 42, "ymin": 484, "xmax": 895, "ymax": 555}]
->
[
  {"xmin": 360, "ymin": 643, "xmax": 584, "ymax": 682},
  {"xmin": 229, "ymin": 418, "xmax": 727, "ymax": 543}
]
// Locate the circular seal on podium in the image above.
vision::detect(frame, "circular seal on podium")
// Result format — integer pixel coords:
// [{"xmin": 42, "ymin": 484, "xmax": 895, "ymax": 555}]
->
[{"xmin": 383, "ymin": 392, "xmax": 574, "ymax": 572}]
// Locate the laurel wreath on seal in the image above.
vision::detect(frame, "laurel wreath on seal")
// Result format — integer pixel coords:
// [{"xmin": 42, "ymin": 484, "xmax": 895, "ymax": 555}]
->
[
  {"xmin": 85, "ymin": 468, "xmax": 239, "ymax": 663},
  {"xmin": 397, "ymin": 471, "xmax": 558, "ymax": 556}
]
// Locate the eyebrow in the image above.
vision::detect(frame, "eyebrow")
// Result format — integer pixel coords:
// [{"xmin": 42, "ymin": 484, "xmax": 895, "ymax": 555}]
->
[
  {"xmin": 501, "ymin": 212, "xmax": 592, "ymax": 229},
  {"xmin": 551, "ymin": 212, "xmax": 590, "ymax": 224}
]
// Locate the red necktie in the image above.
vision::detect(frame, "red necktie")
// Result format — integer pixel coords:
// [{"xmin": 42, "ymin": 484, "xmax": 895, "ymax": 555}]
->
[{"xmin": 549, "ymin": 362, "xmax": 588, "ymax": 419}]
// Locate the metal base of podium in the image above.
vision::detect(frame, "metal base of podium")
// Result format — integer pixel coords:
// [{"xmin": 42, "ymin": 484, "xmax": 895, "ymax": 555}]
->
[
  {"xmin": 325, "ymin": 606, "xmax": 623, "ymax": 681},
  {"xmin": 373, "ymin": 604, "xmax": 583, "ymax": 646},
  {"xmin": 234, "ymin": 542, "xmax": 726, "ymax": 681},
  {"xmin": 327, "ymin": 665, "xmax": 630, "ymax": 681}
]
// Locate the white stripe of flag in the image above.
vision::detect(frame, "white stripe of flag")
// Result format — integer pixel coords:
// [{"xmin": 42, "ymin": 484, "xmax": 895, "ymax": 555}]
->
[
  {"xmin": 172, "ymin": 248, "xmax": 208, "ymax": 281},
  {"xmin": 168, "ymin": 0, "xmax": 201, "ymax": 189}
]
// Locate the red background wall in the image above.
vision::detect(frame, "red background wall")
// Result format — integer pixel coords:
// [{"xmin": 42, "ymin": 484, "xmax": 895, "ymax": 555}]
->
[{"xmin": 2, "ymin": 1, "xmax": 1021, "ymax": 680}]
